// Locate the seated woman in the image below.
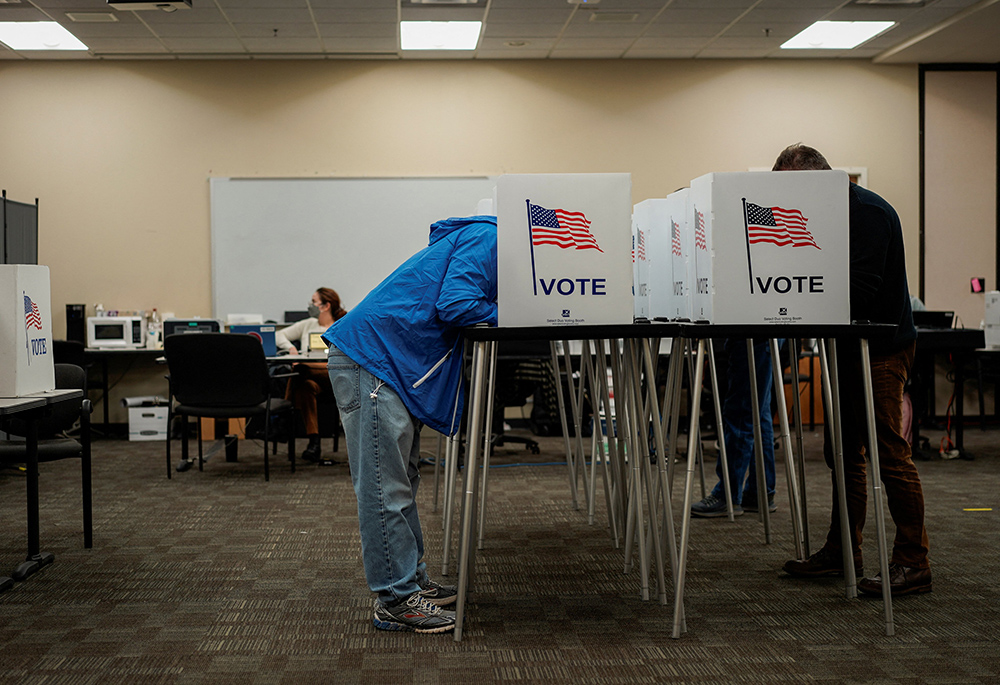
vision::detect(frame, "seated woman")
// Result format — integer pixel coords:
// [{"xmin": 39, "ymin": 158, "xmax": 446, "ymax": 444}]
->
[{"xmin": 276, "ymin": 287, "xmax": 347, "ymax": 462}]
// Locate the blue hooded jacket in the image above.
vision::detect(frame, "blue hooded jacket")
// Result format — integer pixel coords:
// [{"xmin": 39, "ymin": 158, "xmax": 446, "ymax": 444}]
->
[{"xmin": 322, "ymin": 215, "xmax": 497, "ymax": 435}]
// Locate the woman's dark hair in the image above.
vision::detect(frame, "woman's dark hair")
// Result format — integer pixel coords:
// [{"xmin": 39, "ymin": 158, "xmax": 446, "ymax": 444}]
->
[
  {"xmin": 316, "ymin": 287, "xmax": 347, "ymax": 320},
  {"xmin": 772, "ymin": 143, "xmax": 832, "ymax": 171}
]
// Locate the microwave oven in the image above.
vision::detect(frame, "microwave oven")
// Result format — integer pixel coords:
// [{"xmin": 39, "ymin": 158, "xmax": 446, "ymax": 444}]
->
[{"xmin": 87, "ymin": 316, "xmax": 146, "ymax": 348}]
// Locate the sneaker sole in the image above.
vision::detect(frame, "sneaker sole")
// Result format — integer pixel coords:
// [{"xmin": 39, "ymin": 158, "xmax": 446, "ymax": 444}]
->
[{"xmin": 373, "ymin": 617, "xmax": 455, "ymax": 633}]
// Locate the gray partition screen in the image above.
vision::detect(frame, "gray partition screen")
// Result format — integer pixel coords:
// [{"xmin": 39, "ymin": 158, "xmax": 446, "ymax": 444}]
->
[
  {"xmin": 1, "ymin": 197, "xmax": 38, "ymax": 265},
  {"xmin": 210, "ymin": 176, "xmax": 496, "ymax": 323}
]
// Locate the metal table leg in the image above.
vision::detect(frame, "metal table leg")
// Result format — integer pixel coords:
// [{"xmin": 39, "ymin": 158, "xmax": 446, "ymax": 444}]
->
[
  {"xmin": 859, "ymin": 338, "xmax": 895, "ymax": 636},
  {"xmin": 672, "ymin": 339, "xmax": 705, "ymax": 639},
  {"xmin": 454, "ymin": 339, "xmax": 490, "ymax": 641}
]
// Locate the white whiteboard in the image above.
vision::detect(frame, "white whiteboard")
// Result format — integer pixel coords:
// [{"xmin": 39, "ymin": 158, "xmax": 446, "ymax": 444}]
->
[{"xmin": 210, "ymin": 176, "xmax": 497, "ymax": 323}]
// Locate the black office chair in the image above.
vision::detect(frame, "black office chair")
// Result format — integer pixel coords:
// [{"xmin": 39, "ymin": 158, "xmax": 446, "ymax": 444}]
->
[
  {"xmin": 164, "ymin": 333, "xmax": 296, "ymax": 481},
  {"xmin": 0, "ymin": 364, "xmax": 94, "ymax": 551}
]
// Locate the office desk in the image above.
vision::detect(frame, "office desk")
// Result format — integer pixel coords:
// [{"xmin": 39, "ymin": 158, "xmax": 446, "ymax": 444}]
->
[
  {"xmin": 0, "ymin": 389, "xmax": 84, "ymax": 585},
  {"xmin": 911, "ymin": 328, "xmax": 986, "ymax": 458},
  {"xmin": 84, "ymin": 347, "xmax": 165, "ymax": 435},
  {"xmin": 453, "ymin": 322, "xmax": 895, "ymax": 641}
]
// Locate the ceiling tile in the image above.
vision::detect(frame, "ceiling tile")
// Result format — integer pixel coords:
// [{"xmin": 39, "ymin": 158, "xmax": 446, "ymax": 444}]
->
[
  {"xmin": 643, "ymin": 22, "xmax": 730, "ymax": 37},
  {"xmin": 312, "ymin": 9, "xmax": 397, "ymax": 23},
  {"xmin": 483, "ymin": 22, "xmax": 563, "ymax": 38},
  {"xmin": 240, "ymin": 37, "xmax": 323, "ymax": 51},
  {"xmin": 317, "ymin": 23, "xmax": 395, "ymax": 38},
  {"xmin": 323, "ymin": 36, "xmax": 397, "ymax": 51},
  {"xmin": 234, "ymin": 23, "xmax": 319, "ymax": 38}
]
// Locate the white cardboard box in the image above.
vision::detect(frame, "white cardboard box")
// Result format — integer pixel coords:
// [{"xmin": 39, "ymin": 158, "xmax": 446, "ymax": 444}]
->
[
  {"xmin": 632, "ymin": 206, "xmax": 651, "ymax": 320},
  {"xmin": 0, "ymin": 265, "xmax": 55, "ymax": 396},
  {"xmin": 688, "ymin": 170, "xmax": 850, "ymax": 325},
  {"xmin": 496, "ymin": 173, "xmax": 633, "ymax": 327},
  {"xmin": 129, "ymin": 406, "xmax": 169, "ymax": 441}
]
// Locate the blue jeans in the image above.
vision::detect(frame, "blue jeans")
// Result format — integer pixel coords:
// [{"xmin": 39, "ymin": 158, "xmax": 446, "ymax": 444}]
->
[
  {"xmin": 327, "ymin": 345, "xmax": 427, "ymax": 605},
  {"xmin": 710, "ymin": 338, "xmax": 777, "ymax": 505}
]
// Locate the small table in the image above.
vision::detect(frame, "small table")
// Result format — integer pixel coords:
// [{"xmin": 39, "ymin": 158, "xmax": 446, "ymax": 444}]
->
[
  {"xmin": 911, "ymin": 328, "xmax": 986, "ymax": 458},
  {"xmin": 0, "ymin": 389, "xmax": 84, "ymax": 585},
  {"xmin": 84, "ymin": 347, "xmax": 165, "ymax": 435}
]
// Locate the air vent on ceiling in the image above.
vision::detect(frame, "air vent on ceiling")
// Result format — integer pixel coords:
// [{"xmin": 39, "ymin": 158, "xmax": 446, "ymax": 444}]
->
[
  {"xmin": 107, "ymin": 0, "xmax": 192, "ymax": 10},
  {"xmin": 589, "ymin": 11, "xmax": 638, "ymax": 23},
  {"xmin": 67, "ymin": 12, "xmax": 119, "ymax": 22}
]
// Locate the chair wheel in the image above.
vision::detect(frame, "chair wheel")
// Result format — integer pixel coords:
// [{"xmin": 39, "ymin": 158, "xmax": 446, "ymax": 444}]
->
[{"xmin": 176, "ymin": 459, "xmax": 193, "ymax": 472}]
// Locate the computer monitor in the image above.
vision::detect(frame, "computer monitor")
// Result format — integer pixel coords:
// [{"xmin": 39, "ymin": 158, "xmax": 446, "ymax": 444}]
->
[
  {"xmin": 230, "ymin": 324, "xmax": 277, "ymax": 356},
  {"xmin": 912, "ymin": 310, "xmax": 954, "ymax": 329},
  {"xmin": 163, "ymin": 318, "xmax": 221, "ymax": 337}
]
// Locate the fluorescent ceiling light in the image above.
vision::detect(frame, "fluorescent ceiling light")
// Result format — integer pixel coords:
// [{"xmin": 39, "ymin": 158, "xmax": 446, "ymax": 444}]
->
[
  {"xmin": 0, "ymin": 22, "xmax": 88, "ymax": 51},
  {"xmin": 400, "ymin": 21, "xmax": 481, "ymax": 50},
  {"xmin": 781, "ymin": 21, "xmax": 895, "ymax": 49}
]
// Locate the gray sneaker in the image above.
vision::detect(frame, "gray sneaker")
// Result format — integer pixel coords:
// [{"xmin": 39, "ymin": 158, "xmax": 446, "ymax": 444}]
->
[
  {"xmin": 690, "ymin": 493, "xmax": 743, "ymax": 518},
  {"xmin": 418, "ymin": 577, "xmax": 457, "ymax": 606},
  {"xmin": 372, "ymin": 593, "xmax": 456, "ymax": 633}
]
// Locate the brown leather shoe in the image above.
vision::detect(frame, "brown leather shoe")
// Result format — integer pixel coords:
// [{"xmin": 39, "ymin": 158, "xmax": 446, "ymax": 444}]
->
[
  {"xmin": 857, "ymin": 563, "xmax": 932, "ymax": 596},
  {"xmin": 783, "ymin": 546, "xmax": 863, "ymax": 578}
]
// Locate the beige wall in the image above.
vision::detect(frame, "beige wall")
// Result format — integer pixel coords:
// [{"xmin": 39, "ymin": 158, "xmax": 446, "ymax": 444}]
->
[
  {"xmin": 924, "ymin": 69, "xmax": 997, "ymax": 327},
  {"xmin": 0, "ymin": 58, "xmax": 920, "ymax": 420}
]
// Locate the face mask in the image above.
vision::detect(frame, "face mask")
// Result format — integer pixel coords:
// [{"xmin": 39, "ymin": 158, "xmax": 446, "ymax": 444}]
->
[{"xmin": 307, "ymin": 303, "xmax": 321, "ymax": 318}]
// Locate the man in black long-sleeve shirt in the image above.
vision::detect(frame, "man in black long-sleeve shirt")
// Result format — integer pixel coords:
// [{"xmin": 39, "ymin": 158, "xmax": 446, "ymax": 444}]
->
[{"xmin": 777, "ymin": 144, "xmax": 931, "ymax": 596}]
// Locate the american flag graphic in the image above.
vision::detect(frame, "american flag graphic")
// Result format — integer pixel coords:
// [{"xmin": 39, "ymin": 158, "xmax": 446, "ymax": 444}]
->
[
  {"xmin": 528, "ymin": 202, "xmax": 603, "ymax": 253},
  {"xmin": 745, "ymin": 202, "xmax": 820, "ymax": 249},
  {"xmin": 670, "ymin": 219, "xmax": 682, "ymax": 257},
  {"xmin": 694, "ymin": 209, "xmax": 707, "ymax": 251},
  {"xmin": 24, "ymin": 294, "xmax": 43, "ymax": 330},
  {"xmin": 636, "ymin": 229, "xmax": 646, "ymax": 262}
]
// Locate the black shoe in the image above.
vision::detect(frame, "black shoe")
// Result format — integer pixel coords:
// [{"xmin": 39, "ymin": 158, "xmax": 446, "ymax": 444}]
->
[
  {"xmin": 691, "ymin": 493, "xmax": 743, "ymax": 518},
  {"xmin": 783, "ymin": 546, "xmax": 863, "ymax": 578},
  {"xmin": 742, "ymin": 493, "xmax": 776, "ymax": 513},
  {"xmin": 302, "ymin": 436, "xmax": 322, "ymax": 463},
  {"xmin": 858, "ymin": 563, "xmax": 932, "ymax": 597}
]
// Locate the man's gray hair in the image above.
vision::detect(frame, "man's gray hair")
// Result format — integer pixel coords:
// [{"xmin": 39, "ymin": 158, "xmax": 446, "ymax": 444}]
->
[{"xmin": 772, "ymin": 144, "xmax": 832, "ymax": 171}]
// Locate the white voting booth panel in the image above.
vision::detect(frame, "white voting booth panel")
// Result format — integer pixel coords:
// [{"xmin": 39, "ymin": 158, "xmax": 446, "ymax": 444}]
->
[
  {"xmin": 651, "ymin": 189, "xmax": 695, "ymax": 321},
  {"xmin": 689, "ymin": 170, "xmax": 850, "ymax": 325},
  {"xmin": 496, "ymin": 174, "xmax": 633, "ymax": 327},
  {"xmin": 642, "ymin": 198, "xmax": 674, "ymax": 321},
  {"xmin": 1, "ymin": 265, "xmax": 55, "ymax": 396},
  {"xmin": 632, "ymin": 210, "xmax": 650, "ymax": 320}
]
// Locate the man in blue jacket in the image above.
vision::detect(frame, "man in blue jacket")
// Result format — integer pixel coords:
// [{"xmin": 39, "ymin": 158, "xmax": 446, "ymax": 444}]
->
[{"xmin": 323, "ymin": 215, "xmax": 497, "ymax": 633}]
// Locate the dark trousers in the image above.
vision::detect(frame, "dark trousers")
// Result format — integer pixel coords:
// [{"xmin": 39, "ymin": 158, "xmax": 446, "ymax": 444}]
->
[
  {"xmin": 823, "ymin": 340, "xmax": 929, "ymax": 569},
  {"xmin": 285, "ymin": 362, "xmax": 332, "ymax": 436}
]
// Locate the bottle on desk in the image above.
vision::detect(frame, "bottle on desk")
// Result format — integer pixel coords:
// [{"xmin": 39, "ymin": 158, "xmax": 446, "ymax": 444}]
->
[{"xmin": 146, "ymin": 308, "xmax": 162, "ymax": 349}]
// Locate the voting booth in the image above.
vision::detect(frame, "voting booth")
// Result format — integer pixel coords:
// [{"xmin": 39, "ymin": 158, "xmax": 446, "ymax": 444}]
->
[
  {"xmin": 689, "ymin": 170, "xmax": 850, "ymax": 325},
  {"xmin": 641, "ymin": 198, "xmax": 674, "ymax": 322},
  {"xmin": 1, "ymin": 265, "xmax": 55, "ymax": 396},
  {"xmin": 631, "ymin": 207, "xmax": 651, "ymax": 320},
  {"xmin": 496, "ymin": 173, "xmax": 633, "ymax": 327},
  {"xmin": 647, "ymin": 189, "xmax": 695, "ymax": 321}
]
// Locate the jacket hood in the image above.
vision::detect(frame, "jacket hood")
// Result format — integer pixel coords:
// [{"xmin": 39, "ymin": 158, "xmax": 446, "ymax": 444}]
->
[{"xmin": 428, "ymin": 215, "xmax": 497, "ymax": 245}]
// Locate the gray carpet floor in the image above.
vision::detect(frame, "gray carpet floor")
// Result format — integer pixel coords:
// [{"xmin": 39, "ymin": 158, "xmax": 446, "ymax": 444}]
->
[{"xmin": 1, "ymin": 424, "xmax": 998, "ymax": 684}]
